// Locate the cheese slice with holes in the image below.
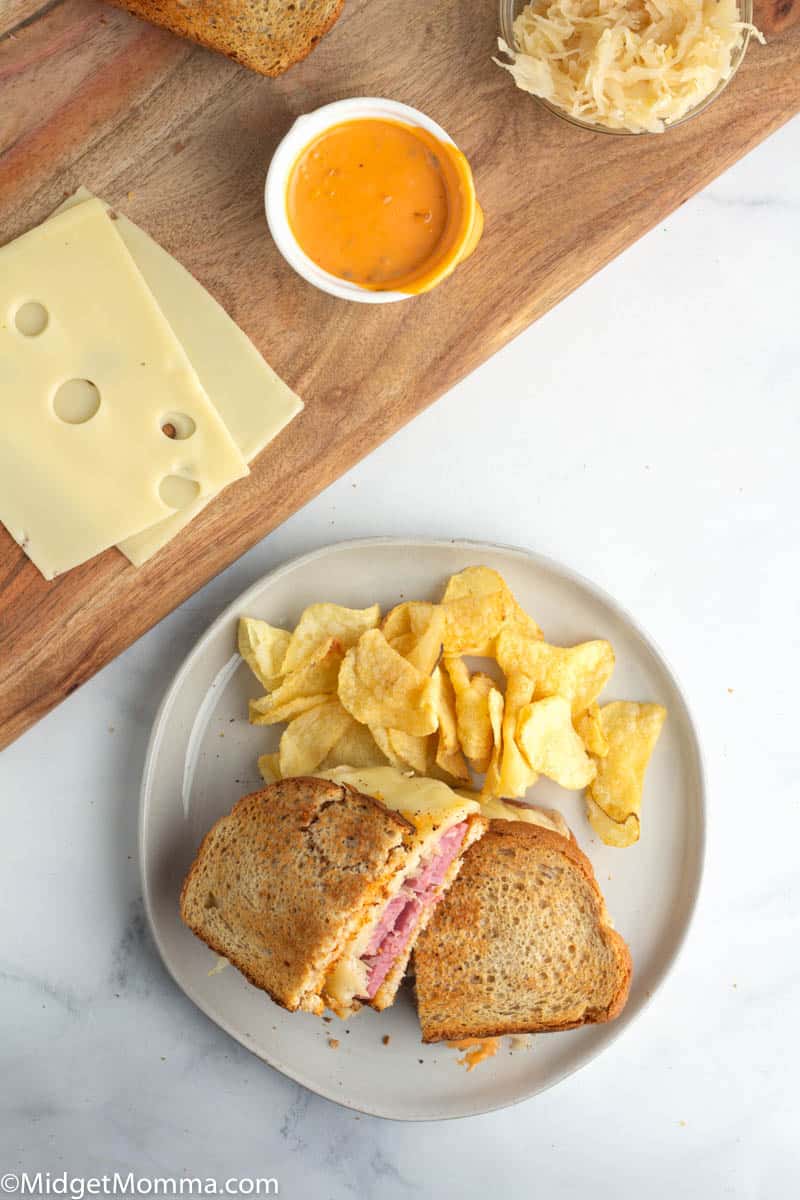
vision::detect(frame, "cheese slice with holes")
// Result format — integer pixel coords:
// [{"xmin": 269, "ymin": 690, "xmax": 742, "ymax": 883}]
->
[
  {"xmin": 51, "ymin": 190, "xmax": 303, "ymax": 567},
  {"xmin": 0, "ymin": 198, "xmax": 249, "ymax": 580}
]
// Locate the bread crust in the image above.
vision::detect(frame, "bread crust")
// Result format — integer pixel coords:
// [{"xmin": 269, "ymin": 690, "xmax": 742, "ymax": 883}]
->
[
  {"xmin": 414, "ymin": 821, "xmax": 633, "ymax": 1043},
  {"xmin": 180, "ymin": 778, "xmax": 415, "ymax": 1012},
  {"xmin": 105, "ymin": 0, "xmax": 346, "ymax": 77}
]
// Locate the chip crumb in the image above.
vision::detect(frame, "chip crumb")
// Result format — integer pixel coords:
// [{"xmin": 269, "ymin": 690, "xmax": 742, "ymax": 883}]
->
[
  {"xmin": 678, "ymin": 1120, "xmax": 687, "ymax": 1127},
  {"xmin": 382, "ymin": 1035, "xmax": 391, "ymax": 1046},
  {"xmin": 323, "ymin": 1016, "xmax": 332, "ymax": 1023},
  {"xmin": 727, "ymin": 688, "xmax": 734, "ymax": 694},
  {"xmin": 127, "ymin": 191, "xmax": 135, "ymax": 201},
  {"xmin": 328, "ymin": 1038, "xmax": 339, "ymax": 1050}
]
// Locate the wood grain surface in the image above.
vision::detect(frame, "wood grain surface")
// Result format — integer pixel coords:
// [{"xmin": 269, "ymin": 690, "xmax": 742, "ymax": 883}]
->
[{"xmin": 1, "ymin": 0, "xmax": 798, "ymax": 750}]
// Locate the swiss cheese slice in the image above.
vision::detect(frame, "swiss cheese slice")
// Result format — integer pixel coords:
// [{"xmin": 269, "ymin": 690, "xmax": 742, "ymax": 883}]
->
[
  {"xmin": 0, "ymin": 199, "xmax": 249, "ymax": 579},
  {"xmin": 51, "ymin": 190, "xmax": 303, "ymax": 567}
]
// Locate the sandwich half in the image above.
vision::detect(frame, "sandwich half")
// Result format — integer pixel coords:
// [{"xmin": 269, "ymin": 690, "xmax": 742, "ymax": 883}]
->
[
  {"xmin": 180, "ymin": 773, "xmax": 485, "ymax": 1018},
  {"xmin": 413, "ymin": 821, "xmax": 632, "ymax": 1042},
  {"xmin": 316, "ymin": 766, "xmax": 487, "ymax": 1015}
]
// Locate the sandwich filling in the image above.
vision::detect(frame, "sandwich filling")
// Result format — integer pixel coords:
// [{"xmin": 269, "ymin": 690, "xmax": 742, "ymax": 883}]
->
[
  {"xmin": 359, "ymin": 821, "xmax": 467, "ymax": 998},
  {"xmin": 317, "ymin": 766, "xmax": 483, "ymax": 1010}
]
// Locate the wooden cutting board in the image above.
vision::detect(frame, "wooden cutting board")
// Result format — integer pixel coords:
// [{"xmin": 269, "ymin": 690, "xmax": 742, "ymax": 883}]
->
[{"xmin": 1, "ymin": 0, "xmax": 798, "ymax": 750}]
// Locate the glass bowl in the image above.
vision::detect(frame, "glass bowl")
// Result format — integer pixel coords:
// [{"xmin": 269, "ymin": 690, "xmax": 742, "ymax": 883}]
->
[{"xmin": 497, "ymin": 0, "xmax": 755, "ymax": 135}]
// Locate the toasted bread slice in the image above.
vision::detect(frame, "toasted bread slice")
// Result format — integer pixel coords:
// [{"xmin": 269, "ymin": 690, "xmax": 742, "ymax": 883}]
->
[
  {"xmin": 180, "ymin": 777, "xmax": 414, "ymax": 1014},
  {"xmin": 106, "ymin": 0, "xmax": 345, "ymax": 77},
  {"xmin": 413, "ymin": 822, "xmax": 632, "ymax": 1042}
]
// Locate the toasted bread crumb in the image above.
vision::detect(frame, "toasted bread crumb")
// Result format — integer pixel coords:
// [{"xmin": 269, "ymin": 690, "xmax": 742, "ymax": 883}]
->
[
  {"xmin": 382, "ymin": 1035, "xmax": 391, "ymax": 1046},
  {"xmin": 328, "ymin": 1038, "xmax": 339, "ymax": 1050}
]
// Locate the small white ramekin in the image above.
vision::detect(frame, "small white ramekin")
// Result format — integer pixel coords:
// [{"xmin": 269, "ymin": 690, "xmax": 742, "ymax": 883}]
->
[{"xmin": 265, "ymin": 97, "xmax": 466, "ymax": 304}]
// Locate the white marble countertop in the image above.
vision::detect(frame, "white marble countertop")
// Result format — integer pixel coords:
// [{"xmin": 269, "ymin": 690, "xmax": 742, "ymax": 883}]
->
[{"xmin": 2, "ymin": 116, "xmax": 799, "ymax": 1198}]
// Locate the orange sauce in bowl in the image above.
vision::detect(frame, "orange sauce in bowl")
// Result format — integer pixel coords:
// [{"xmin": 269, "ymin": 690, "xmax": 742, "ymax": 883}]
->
[{"xmin": 286, "ymin": 118, "xmax": 481, "ymax": 295}]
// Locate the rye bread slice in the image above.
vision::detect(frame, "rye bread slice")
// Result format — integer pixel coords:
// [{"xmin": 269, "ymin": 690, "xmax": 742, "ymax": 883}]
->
[
  {"xmin": 180, "ymin": 777, "xmax": 414, "ymax": 1013},
  {"xmin": 413, "ymin": 822, "xmax": 632, "ymax": 1042},
  {"xmin": 106, "ymin": 0, "xmax": 345, "ymax": 77}
]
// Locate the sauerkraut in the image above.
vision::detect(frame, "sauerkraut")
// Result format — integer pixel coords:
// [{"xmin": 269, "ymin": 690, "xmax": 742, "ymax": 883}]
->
[{"xmin": 496, "ymin": 0, "xmax": 763, "ymax": 133}]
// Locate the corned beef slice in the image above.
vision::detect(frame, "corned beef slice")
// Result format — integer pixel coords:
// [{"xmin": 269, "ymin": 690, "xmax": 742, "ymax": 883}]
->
[{"xmin": 362, "ymin": 823, "xmax": 467, "ymax": 998}]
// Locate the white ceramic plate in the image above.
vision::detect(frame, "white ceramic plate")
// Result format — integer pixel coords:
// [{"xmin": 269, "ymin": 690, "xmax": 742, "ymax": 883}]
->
[{"xmin": 140, "ymin": 538, "xmax": 705, "ymax": 1121}]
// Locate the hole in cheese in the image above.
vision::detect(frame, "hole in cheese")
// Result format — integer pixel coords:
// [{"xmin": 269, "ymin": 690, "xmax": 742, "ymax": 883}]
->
[
  {"xmin": 15, "ymin": 301, "xmax": 49, "ymax": 337},
  {"xmin": 161, "ymin": 412, "xmax": 196, "ymax": 441},
  {"xmin": 53, "ymin": 378, "xmax": 101, "ymax": 424},
  {"xmin": 159, "ymin": 475, "xmax": 200, "ymax": 509}
]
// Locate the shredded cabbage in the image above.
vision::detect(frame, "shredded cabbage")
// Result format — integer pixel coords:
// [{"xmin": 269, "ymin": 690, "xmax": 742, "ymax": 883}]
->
[{"xmin": 496, "ymin": 0, "xmax": 764, "ymax": 133}]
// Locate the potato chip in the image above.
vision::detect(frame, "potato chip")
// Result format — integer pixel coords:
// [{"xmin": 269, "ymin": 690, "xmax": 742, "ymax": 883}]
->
[
  {"xmin": 337, "ymin": 629, "xmax": 438, "ymax": 736},
  {"xmin": 250, "ymin": 693, "xmax": 330, "ymax": 725},
  {"xmin": 445, "ymin": 657, "xmax": 496, "ymax": 772},
  {"xmin": 442, "ymin": 566, "xmax": 543, "ymax": 652},
  {"xmin": 510, "ymin": 605, "xmax": 544, "ymax": 643},
  {"xmin": 387, "ymin": 729, "xmax": 432, "ymax": 774},
  {"xmin": 258, "ymin": 752, "xmax": 281, "ymax": 782},
  {"xmin": 432, "ymin": 666, "xmax": 461, "ymax": 754},
  {"xmin": 481, "ymin": 687, "xmax": 504, "ymax": 797},
  {"xmin": 238, "ymin": 617, "xmax": 290, "ymax": 690},
  {"xmin": 496, "ymin": 629, "xmax": 614, "ymax": 717},
  {"xmin": 429, "ymin": 667, "xmax": 467, "ymax": 780},
  {"xmin": 434, "ymin": 745, "xmax": 471, "ymax": 784},
  {"xmin": 517, "ymin": 696, "xmax": 596, "ymax": 789},
  {"xmin": 435, "ymin": 741, "xmax": 470, "ymax": 782},
  {"xmin": 575, "ymin": 702, "xmax": 609, "ymax": 757},
  {"xmin": 278, "ymin": 699, "xmax": 354, "ymax": 778},
  {"xmin": 368, "ymin": 725, "xmax": 405, "ymax": 769},
  {"xmin": 442, "ymin": 590, "xmax": 510, "ymax": 657},
  {"xmin": 498, "ymin": 672, "xmax": 539, "ymax": 798},
  {"xmin": 441, "ymin": 566, "xmax": 502, "ymax": 605},
  {"xmin": 406, "ymin": 605, "xmax": 445, "ymax": 675},
  {"xmin": 385, "ymin": 631, "xmax": 417, "ymax": 659},
  {"xmin": 586, "ymin": 701, "xmax": 666, "ymax": 837},
  {"xmin": 319, "ymin": 719, "xmax": 389, "ymax": 771},
  {"xmin": 249, "ymin": 637, "xmax": 343, "ymax": 726},
  {"xmin": 383, "ymin": 602, "xmax": 444, "ymax": 675},
  {"xmin": 281, "ymin": 603, "xmax": 380, "ymax": 674},
  {"xmin": 585, "ymin": 796, "xmax": 639, "ymax": 848},
  {"xmin": 381, "ymin": 602, "xmax": 413, "ymax": 642}
]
